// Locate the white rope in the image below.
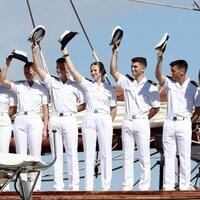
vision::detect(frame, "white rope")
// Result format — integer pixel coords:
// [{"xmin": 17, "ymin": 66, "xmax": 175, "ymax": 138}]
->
[{"xmin": 39, "ymin": 48, "xmax": 49, "ymax": 74}]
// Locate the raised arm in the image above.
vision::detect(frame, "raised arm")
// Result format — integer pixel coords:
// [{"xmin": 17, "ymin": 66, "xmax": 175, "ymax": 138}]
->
[
  {"xmin": 62, "ymin": 47, "xmax": 83, "ymax": 84},
  {"xmin": 0, "ymin": 56, "xmax": 12, "ymax": 89},
  {"xmin": 155, "ymin": 51, "xmax": 166, "ymax": 86},
  {"xmin": 31, "ymin": 43, "xmax": 47, "ymax": 81},
  {"xmin": 110, "ymin": 47, "xmax": 120, "ymax": 82}
]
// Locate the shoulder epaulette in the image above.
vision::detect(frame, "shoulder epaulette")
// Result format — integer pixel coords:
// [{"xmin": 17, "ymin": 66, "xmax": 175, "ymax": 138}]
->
[
  {"xmin": 190, "ymin": 80, "xmax": 199, "ymax": 87},
  {"xmin": 39, "ymin": 81, "xmax": 46, "ymax": 87},
  {"xmin": 51, "ymin": 75, "xmax": 59, "ymax": 80},
  {"xmin": 15, "ymin": 80, "xmax": 25, "ymax": 83},
  {"xmin": 85, "ymin": 77, "xmax": 92, "ymax": 82},
  {"xmin": 166, "ymin": 75, "xmax": 173, "ymax": 80},
  {"xmin": 126, "ymin": 74, "xmax": 134, "ymax": 82},
  {"xmin": 166, "ymin": 75, "xmax": 176, "ymax": 83},
  {"xmin": 147, "ymin": 80, "xmax": 157, "ymax": 86}
]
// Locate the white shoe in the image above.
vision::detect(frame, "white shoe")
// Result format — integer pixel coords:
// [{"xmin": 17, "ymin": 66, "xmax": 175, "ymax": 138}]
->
[
  {"xmin": 54, "ymin": 188, "xmax": 65, "ymax": 191},
  {"xmin": 122, "ymin": 187, "xmax": 132, "ymax": 191},
  {"xmin": 33, "ymin": 188, "xmax": 40, "ymax": 192},
  {"xmin": 162, "ymin": 188, "xmax": 175, "ymax": 191},
  {"xmin": 102, "ymin": 188, "xmax": 110, "ymax": 191}
]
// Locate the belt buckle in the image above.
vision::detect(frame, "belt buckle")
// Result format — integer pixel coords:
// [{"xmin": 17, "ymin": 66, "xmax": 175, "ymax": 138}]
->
[
  {"xmin": 94, "ymin": 109, "xmax": 98, "ymax": 113},
  {"xmin": 132, "ymin": 115, "xmax": 136, "ymax": 119},
  {"xmin": 59, "ymin": 113, "xmax": 64, "ymax": 117},
  {"xmin": 24, "ymin": 111, "xmax": 28, "ymax": 115}
]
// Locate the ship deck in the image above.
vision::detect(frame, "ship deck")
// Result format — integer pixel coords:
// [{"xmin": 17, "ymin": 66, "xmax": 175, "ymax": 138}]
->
[{"xmin": 0, "ymin": 190, "xmax": 200, "ymax": 200}]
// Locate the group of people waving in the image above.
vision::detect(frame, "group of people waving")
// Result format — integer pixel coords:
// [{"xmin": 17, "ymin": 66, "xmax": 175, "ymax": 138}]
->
[{"xmin": 0, "ymin": 27, "xmax": 199, "ymax": 192}]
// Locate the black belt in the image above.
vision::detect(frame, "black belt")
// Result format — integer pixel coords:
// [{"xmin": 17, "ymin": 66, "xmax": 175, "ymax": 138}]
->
[
  {"xmin": 53, "ymin": 112, "xmax": 73, "ymax": 117},
  {"xmin": 167, "ymin": 116, "xmax": 185, "ymax": 121},
  {"xmin": 172, "ymin": 117, "xmax": 185, "ymax": 121}
]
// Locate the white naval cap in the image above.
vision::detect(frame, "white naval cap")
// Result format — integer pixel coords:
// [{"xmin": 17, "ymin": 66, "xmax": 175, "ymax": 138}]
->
[
  {"xmin": 109, "ymin": 26, "xmax": 123, "ymax": 47},
  {"xmin": 9, "ymin": 49, "xmax": 28, "ymax": 63},
  {"xmin": 155, "ymin": 32, "xmax": 169, "ymax": 53},
  {"xmin": 58, "ymin": 30, "xmax": 78, "ymax": 50},
  {"xmin": 28, "ymin": 25, "xmax": 46, "ymax": 43}
]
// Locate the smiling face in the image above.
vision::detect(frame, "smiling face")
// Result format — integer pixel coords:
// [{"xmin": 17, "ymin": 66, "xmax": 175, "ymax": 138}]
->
[
  {"xmin": 131, "ymin": 61, "xmax": 145, "ymax": 78},
  {"xmin": 90, "ymin": 61, "xmax": 106, "ymax": 82},
  {"xmin": 169, "ymin": 60, "xmax": 188, "ymax": 83},
  {"xmin": 170, "ymin": 65, "xmax": 184, "ymax": 81},
  {"xmin": 90, "ymin": 64, "xmax": 101, "ymax": 81}
]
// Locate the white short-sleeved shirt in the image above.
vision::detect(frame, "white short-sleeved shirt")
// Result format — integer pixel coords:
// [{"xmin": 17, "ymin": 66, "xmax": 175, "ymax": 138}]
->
[
  {"xmin": 117, "ymin": 74, "xmax": 160, "ymax": 118},
  {"xmin": 10, "ymin": 80, "xmax": 49, "ymax": 113},
  {"xmin": 44, "ymin": 74, "xmax": 85, "ymax": 113},
  {"xmin": 80, "ymin": 78, "xmax": 117, "ymax": 113},
  {"xmin": 0, "ymin": 85, "xmax": 17, "ymax": 113},
  {"xmin": 163, "ymin": 76, "xmax": 200, "ymax": 118}
]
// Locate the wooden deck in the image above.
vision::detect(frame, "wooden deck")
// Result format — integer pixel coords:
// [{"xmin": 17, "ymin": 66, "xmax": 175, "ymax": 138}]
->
[{"xmin": 0, "ymin": 190, "xmax": 200, "ymax": 200}]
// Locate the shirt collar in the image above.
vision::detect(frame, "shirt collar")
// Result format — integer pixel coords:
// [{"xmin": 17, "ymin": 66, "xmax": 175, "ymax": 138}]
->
[{"xmin": 134, "ymin": 76, "xmax": 147, "ymax": 86}]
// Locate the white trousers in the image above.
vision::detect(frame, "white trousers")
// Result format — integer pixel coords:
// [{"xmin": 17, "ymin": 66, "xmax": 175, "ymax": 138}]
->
[
  {"xmin": 48, "ymin": 115, "xmax": 79, "ymax": 191},
  {"xmin": 13, "ymin": 114, "xmax": 43, "ymax": 191},
  {"xmin": 82, "ymin": 112, "xmax": 113, "ymax": 191},
  {"xmin": 163, "ymin": 119, "xmax": 192, "ymax": 190},
  {"xmin": 0, "ymin": 113, "xmax": 12, "ymax": 191},
  {"xmin": 0, "ymin": 113, "xmax": 12, "ymax": 153},
  {"xmin": 122, "ymin": 118, "xmax": 151, "ymax": 191}
]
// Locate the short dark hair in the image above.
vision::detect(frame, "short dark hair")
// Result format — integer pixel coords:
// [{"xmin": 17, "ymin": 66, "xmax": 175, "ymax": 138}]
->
[
  {"xmin": 56, "ymin": 57, "xmax": 65, "ymax": 63},
  {"xmin": 24, "ymin": 62, "xmax": 34, "ymax": 69},
  {"xmin": 170, "ymin": 60, "xmax": 188, "ymax": 72},
  {"xmin": 131, "ymin": 57, "xmax": 147, "ymax": 68},
  {"xmin": 90, "ymin": 61, "xmax": 106, "ymax": 76}
]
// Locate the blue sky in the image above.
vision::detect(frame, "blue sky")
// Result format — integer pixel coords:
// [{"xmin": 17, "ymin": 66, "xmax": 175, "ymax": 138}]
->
[
  {"xmin": 1, "ymin": 0, "xmax": 200, "ymax": 191},
  {"xmin": 0, "ymin": 0, "xmax": 199, "ymax": 84}
]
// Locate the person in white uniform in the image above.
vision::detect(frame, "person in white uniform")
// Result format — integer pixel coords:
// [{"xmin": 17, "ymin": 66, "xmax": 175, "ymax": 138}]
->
[
  {"xmin": 0, "ymin": 69, "xmax": 17, "ymax": 191},
  {"xmin": 156, "ymin": 52, "xmax": 200, "ymax": 190},
  {"xmin": 110, "ymin": 47, "xmax": 160, "ymax": 191},
  {"xmin": 31, "ymin": 44, "xmax": 86, "ymax": 191},
  {"xmin": 0, "ymin": 56, "xmax": 49, "ymax": 191},
  {"xmin": 62, "ymin": 47, "xmax": 117, "ymax": 191}
]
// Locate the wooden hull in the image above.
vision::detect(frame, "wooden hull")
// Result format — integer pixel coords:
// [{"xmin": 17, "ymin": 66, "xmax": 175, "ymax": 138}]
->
[{"xmin": 0, "ymin": 190, "xmax": 200, "ymax": 200}]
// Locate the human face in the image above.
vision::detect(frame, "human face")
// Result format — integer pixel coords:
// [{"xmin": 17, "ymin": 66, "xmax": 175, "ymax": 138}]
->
[
  {"xmin": 90, "ymin": 64, "xmax": 101, "ymax": 81},
  {"xmin": 170, "ymin": 65, "xmax": 184, "ymax": 81},
  {"xmin": 24, "ymin": 65, "xmax": 36, "ymax": 82},
  {"xmin": 131, "ymin": 62, "xmax": 145, "ymax": 78},
  {"xmin": 56, "ymin": 62, "xmax": 68, "ymax": 78}
]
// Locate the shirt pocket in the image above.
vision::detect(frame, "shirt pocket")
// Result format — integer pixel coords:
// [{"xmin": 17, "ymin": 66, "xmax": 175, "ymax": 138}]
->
[
  {"xmin": 124, "ymin": 85, "xmax": 132, "ymax": 95},
  {"xmin": 51, "ymin": 82, "xmax": 60, "ymax": 90},
  {"xmin": 32, "ymin": 89, "xmax": 43, "ymax": 96},
  {"xmin": 102, "ymin": 89, "xmax": 112, "ymax": 99},
  {"xmin": 137, "ymin": 93, "xmax": 149, "ymax": 108}
]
